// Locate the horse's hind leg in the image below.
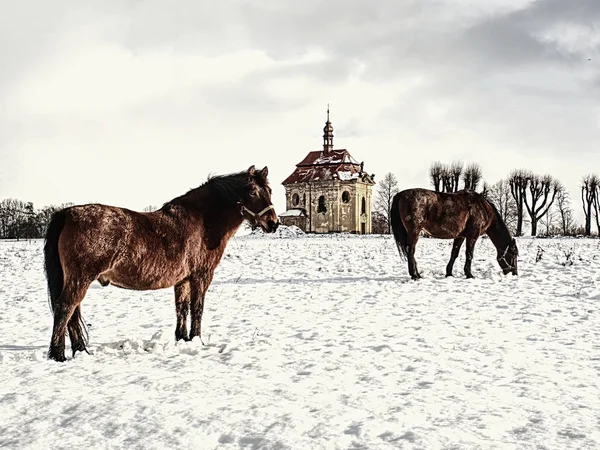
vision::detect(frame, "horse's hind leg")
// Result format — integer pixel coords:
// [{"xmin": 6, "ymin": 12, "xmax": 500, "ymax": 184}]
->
[
  {"xmin": 68, "ymin": 305, "xmax": 89, "ymax": 357},
  {"xmin": 407, "ymin": 233, "xmax": 422, "ymax": 280},
  {"xmin": 48, "ymin": 281, "xmax": 90, "ymax": 362},
  {"xmin": 464, "ymin": 237, "xmax": 478, "ymax": 279},
  {"xmin": 446, "ymin": 237, "xmax": 465, "ymax": 277},
  {"xmin": 174, "ymin": 280, "xmax": 191, "ymax": 341}
]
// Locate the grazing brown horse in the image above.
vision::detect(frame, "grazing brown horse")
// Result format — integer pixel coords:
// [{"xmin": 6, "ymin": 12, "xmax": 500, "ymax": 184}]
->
[
  {"xmin": 44, "ymin": 165, "xmax": 279, "ymax": 362},
  {"xmin": 390, "ymin": 188, "xmax": 518, "ymax": 280}
]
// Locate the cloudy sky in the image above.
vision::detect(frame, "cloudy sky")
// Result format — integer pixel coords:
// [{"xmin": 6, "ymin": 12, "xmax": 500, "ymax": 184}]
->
[{"xmin": 1, "ymin": 0, "xmax": 599, "ymax": 221}]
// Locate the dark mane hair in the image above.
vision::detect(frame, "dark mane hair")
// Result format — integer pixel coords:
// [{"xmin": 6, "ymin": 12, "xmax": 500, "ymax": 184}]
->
[
  {"xmin": 484, "ymin": 197, "xmax": 511, "ymax": 237},
  {"xmin": 162, "ymin": 170, "xmax": 252, "ymax": 211}
]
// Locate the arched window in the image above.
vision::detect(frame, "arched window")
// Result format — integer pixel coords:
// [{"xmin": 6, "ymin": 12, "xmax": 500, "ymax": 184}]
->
[
  {"xmin": 342, "ymin": 191, "xmax": 350, "ymax": 203},
  {"xmin": 361, "ymin": 197, "xmax": 366, "ymax": 214},
  {"xmin": 318, "ymin": 195, "xmax": 327, "ymax": 213},
  {"xmin": 292, "ymin": 193, "xmax": 300, "ymax": 206}
]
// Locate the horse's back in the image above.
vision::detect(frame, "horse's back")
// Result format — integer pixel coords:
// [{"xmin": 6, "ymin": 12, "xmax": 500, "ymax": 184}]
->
[{"xmin": 394, "ymin": 188, "xmax": 492, "ymax": 238}]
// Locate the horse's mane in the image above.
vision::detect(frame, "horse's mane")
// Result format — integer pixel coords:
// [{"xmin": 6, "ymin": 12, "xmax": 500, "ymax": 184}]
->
[
  {"xmin": 162, "ymin": 170, "xmax": 253, "ymax": 210},
  {"xmin": 483, "ymin": 195, "xmax": 511, "ymax": 238}
]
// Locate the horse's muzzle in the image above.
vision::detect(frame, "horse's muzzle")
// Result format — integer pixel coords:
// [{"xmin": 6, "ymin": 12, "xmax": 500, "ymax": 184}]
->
[{"xmin": 266, "ymin": 220, "xmax": 279, "ymax": 233}]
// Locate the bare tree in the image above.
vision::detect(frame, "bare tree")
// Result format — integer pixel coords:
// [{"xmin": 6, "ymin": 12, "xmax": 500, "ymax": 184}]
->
[
  {"xmin": 449, "ymin": 160, "xmax": 463, "ymax": 192},
  {"xmin": 429, "ymin": 161, "xmax": 444, "ymax": 192},
  {"xmin": 143, "ymin": 205, "xmax": 158, "ymax": 212},
  {"xmin": 555, "ymin": 187, "xmax": 576, "ymax": 236},
  {"xmin": 441, "ymin": 166, "xmax": 452, "ymax": 192},
  {"xmin": 524, "ymin": 174, "xmax": 559, "ymax": 236},
  {"xmin": 462, "ymin": 163, "xmax": 483, "ymax": 191},
  {"xmin": 374, "ymin": 172, "xmax": 400, "ymax": 234},
  {"xmin": 508, "ymin": 169, "xmax": 529, "ymax": 236},
  {"xmin": 539, "ymin": 203, "xmax": 559, "ymax": 236},
  {"xmin": 581, "ymin": 174, "xmax": 598, "ymax": 236},
  {"xmin": 485, "ymin": 179, "xmax": 518, "ymax": 235},
  {"xmin": 592, "ymin": 183, "xmax": 600, "ymax": 236}
]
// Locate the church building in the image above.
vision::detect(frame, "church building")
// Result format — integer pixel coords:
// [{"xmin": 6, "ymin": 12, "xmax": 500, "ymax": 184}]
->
[{"xmin": 280, "ymin": 109, "xmax": 375, "ymax": 234}]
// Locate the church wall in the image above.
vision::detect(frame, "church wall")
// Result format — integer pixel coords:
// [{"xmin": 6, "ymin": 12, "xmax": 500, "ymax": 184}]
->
[{"xmin": 284, "ymin": 180, "xmax": 372, "ymax": 233}]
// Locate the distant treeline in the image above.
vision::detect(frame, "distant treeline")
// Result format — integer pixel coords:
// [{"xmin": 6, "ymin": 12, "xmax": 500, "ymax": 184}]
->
[
  {"xmin": 0, "ymin": 200, "xmax": 158, "ymax": 239},
  {"xmin": 0, "ymin": 199, "xmax": 73, "ymax": 240},
  {"xmin": 5, "ymin": 160, "xmax": 600, "ymax": 239}
]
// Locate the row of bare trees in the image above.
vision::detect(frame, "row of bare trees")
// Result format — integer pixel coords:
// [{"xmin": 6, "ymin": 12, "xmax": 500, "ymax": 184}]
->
[
  {"xmin": 429, "ymin": 161, "xmax": 483, "ymax": 193},
  {"xmin": 484, "ymin": 173, "xmax": 576, "ymax": 237}
]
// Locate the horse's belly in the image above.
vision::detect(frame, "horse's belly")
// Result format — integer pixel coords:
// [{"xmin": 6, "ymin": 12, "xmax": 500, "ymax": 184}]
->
[
  {"xmin": 422, "ymin": 226, "xmax": 457, "ymax": 240},
  {"xmin": 98, "ymin": 268, "xmax": 183, "ymax": 291}
]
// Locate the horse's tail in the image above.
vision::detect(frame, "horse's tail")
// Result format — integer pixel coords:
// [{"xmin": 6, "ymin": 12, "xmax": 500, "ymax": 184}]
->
[
  {"xmin": 390, "ymin": 193, "xmax": 408, "ymax": 260},
  {"xmin": 44, "ymin": 209, "xmax": 67, "ymax": 314}
]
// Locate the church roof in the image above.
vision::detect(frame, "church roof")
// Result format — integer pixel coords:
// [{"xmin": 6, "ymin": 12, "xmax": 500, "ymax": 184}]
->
[{"xmin": 282, "ymin": 149, "xmax": 366, "ymax": 184}]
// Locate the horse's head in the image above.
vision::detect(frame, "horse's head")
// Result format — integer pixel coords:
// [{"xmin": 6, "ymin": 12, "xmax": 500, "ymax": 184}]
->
[
  {"xmin": 240, "ymin": 165, "xmax": 279, "ymax": 233},
  {"xmin": 497, "ymin": 238, "xmax": 518, "ymax": 275}
]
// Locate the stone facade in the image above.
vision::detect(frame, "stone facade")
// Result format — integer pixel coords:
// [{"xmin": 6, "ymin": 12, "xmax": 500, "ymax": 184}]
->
[{"xmin": 280, "ymin": 109, "xmax": 375, "ymax": 234}]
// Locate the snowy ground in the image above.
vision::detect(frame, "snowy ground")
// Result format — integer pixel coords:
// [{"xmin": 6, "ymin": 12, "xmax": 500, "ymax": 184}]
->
[{"xmin": 1, "ymin": 233, "xmax": 599, "ymax": 450}]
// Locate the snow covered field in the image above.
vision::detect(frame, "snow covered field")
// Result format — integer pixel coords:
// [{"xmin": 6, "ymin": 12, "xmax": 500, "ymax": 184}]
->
[{"xmin": 1, "ymin": 233, "xmax": 599, "ymax": 450}]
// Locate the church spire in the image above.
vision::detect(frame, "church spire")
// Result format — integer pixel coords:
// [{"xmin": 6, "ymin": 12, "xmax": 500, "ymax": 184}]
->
[{"xmin": 323, "ymin": 104, "xmax": 334, "ymax": 154}]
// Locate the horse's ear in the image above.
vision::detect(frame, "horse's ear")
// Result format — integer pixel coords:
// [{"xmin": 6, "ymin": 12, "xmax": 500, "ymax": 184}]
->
[
  {"xmin": 248, "ymin": 165, "xmax": 256, "ymax": 176},
  {"xmin": 260, "ymin": 166, "xmax": 269, "ymax": 179}
]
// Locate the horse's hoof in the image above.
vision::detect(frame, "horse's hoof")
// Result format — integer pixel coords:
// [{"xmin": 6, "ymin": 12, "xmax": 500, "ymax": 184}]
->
[
  {"xmin": 445, "ymin": 273, "xmax": 453, "ymax": 278},
  {"xmin": 175, "ymin": 333, "xmax": 191, "ymax": 342},
  {"xmin": 48, "ymin": 352, "xmax": 67, "ymax": 363},
  {"xmin": 71, "ymin": 346, "xmax": 90, "ymax": 357}
]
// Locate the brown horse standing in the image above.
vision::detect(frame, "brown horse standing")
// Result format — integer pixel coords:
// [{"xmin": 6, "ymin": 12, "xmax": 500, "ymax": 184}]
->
[
  {"xmin": 44, "ymin": 165, "xmax": 279, "ymax": 362},
  {"xmin": 390, "ymin": 188, "xmax": 518, "ymax": 280}
]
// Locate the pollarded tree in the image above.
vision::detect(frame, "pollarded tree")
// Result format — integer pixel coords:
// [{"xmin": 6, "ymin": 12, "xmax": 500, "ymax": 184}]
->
[
  {"xmin": 462, "ymin": 163, "xmax": 483, "ymax": 191},
  {"xmin": 429, "ymin": 161, "xmax": 444, "ymax": 192},
  {"xmin": 581, "ymin": 174, "xmax": 598, "ymax": 236},
  {"xmin": 374, "ymin": 172, "xmax": 400, "ymax": 234},
  {"xmin": 508, "ymin": 169, "xmax": 530, "ymax": 236},
  {"xmin": 524, "ymin": 174, "xmax": 560, "ymax": 236},
  {"xmin": 448, "ymin": 161, "xmax": 463, "ymax": 193}
]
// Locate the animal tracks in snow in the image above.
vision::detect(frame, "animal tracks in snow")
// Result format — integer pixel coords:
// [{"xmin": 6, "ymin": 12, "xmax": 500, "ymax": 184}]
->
[{"xmin": 1, "ymin": 236, "xmax": 599, "ymax": 449}]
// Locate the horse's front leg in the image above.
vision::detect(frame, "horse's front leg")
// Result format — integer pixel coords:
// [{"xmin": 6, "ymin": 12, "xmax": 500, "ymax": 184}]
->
[
  {"xmin": 189, "ymin": 271, "xmax": 214, "ymax": 343},
  {"xmin": 464, "ymin": 237, "xmax": 478, "ymax": 279},
  {"xmin": 174, "ymin": 280, "xmax": 190, "ymax": 341},
  {"xmin": 446, "ymin": 237, "xmax": 465, "ymax": 277}
]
